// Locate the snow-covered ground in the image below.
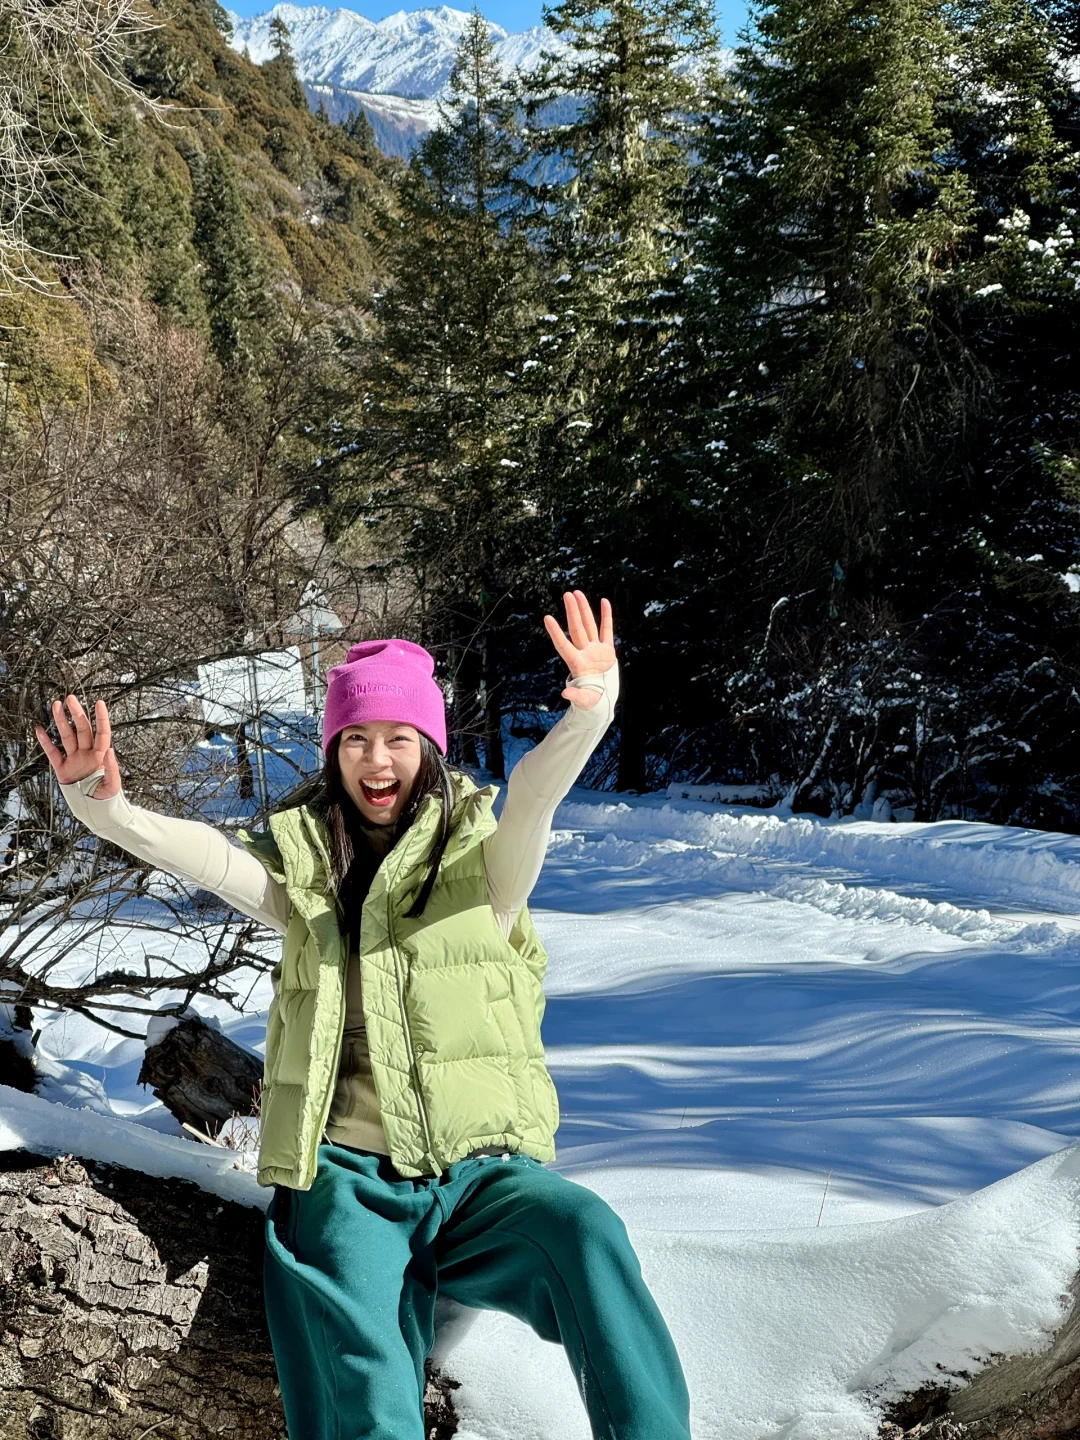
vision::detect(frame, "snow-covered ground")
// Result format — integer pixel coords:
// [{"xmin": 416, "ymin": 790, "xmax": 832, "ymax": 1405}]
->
[{"xmin": 6, "ymin": 787, "xmax": 1080, "ymax": 1438}]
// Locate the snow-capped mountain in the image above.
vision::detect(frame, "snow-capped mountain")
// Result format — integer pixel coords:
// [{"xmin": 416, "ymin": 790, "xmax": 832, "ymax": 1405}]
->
[
  {"xmin": 229, "ymin": 3, "xmax": 553, "ymax": 96},
  {"xmin": 226, "ymin": 4, "xmax": 558, "ymax": 154},
  {"xmin": 226, "ymin": 4, "xmax": 724, "ymax": 159},
  {"xmin": 227, "ymin": 4, "xmax": 552, "ymax": 98}
]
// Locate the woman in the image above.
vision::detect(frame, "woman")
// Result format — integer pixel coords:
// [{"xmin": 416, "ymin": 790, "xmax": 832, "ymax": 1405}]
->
[{"xmin": 37, "ymin": 592, "xmax": 692, "ymax": 1440}]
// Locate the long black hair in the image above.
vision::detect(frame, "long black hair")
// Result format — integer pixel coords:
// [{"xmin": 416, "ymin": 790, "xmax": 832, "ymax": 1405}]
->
[{"xmin": 276, "ymin": 731, "xmax": 459, "ymax": 930}]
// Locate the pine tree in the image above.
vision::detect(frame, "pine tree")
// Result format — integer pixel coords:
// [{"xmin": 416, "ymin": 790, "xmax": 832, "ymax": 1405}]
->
[
  {"xmin": 21, "ymin": 92, "xmax": 139, "ymax": 280},
  {"xmin": 341, "ymin": 106, "xmax": 377, "ymax": 154},
  {"xmin": 191, "ymin": 146, "xmax": 273, "ymax": 374},
  {"xmin": 318, "ymin": 10, "xmax": 542, "ymax": 774},
  {"xmin": 262, "ymin": 15, "xmax": 313, "ymax": 175},
  {"xmin": 697, "ymin": 0, "xmax": 975, "ymax": 589},
  {"xmin": 516, "ymin": 0, "xmax": 721, "ymax": 788},
  {"xmin": 682, "ymin": 0, "xmax": 1080, "ymax": 822},
  {"xmin": 673, "ymin": 0, "xmax": 975, "ymax": 806},
  {"xmin": 898, "ymin": 0, "xmax": 1080, "ymax": 826},
  {"xmin": 197, "ymin": 0, "xmax": 232, "ymax": 34},
  {"xmin": 268, "ymin": 16, "xmax": 295, "ymax": 65}
]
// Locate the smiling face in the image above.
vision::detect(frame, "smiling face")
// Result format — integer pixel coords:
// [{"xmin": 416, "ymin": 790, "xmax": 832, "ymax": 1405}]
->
[{"xmin": 335, "ymin": 720, "xmax": 424, "ymax": 825}]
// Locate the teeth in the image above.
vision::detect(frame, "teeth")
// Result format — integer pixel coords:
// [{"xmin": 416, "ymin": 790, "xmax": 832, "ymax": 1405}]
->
[{"xmin": 364, "ymin": 779, "xmax": 397, "ymax": 791}]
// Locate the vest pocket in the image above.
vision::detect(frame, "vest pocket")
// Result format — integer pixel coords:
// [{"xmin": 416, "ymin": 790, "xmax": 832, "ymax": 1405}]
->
[
  {"xmin": 328, "ymin": 1038, "xmax": 361, "ymax": 1123},
  {"xmin": 537, "ymin": 1062, "xmax": 561, "ymax": 1134},
  {"xmin": 270, "ymin": 1184, "xmax": 296, "ymax": 1254}
]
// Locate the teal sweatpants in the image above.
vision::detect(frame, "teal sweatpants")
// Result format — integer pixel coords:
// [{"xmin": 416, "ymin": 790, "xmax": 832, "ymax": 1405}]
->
[{"xmin": 263, "ymin": 1140, "xmax": 692, "ymax": 1440}]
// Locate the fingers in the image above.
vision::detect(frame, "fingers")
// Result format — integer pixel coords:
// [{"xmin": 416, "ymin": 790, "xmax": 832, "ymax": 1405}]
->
[
  {"xmin": 599, "ymin": 596, "xmax": 614, "ymax": 647},
  {"xmin": 99, "ymin": 746, "xmax": 122, "ymax": 799},
  {"xmin": 51, "ymin": 697, "xmax": 78, "ymax": 757},
  {"xmin": 33, "ymin": 723, "xmax": 65, "ymax": 771},
  {"xmin": 563, "ymin": 590, "xmax": 589, "ymax": 650},
  {"xmin": 543, "ymin": 612, "xmax": 577, "ymax": 668},
  {"xmin": 95, "ymin": 699, "xmax": 112, "ymax": 753},
  {"xmin": 46, "ymin": 694, "xmax": 107, "ymax": 761},
  {"xmin": 573, "ymin": 590, "xmax": 599, "ymax": 644},
  {"xmin": 548, "ymin": 593, "xmax": 615, "ymax": 664},
  {"xmin": 66, "ymin": 693, "xmax": 96, "ymax": 752}
]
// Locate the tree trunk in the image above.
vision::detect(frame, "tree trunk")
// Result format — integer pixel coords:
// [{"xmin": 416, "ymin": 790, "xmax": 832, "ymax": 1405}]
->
[
  {"xmin": 237, "ymin": 722, "xmax": 256, "ymax": 801},
  {"xmin": 614, "ymin": 660, "xmax": 645, "ymax": 793},
  {"xmin": 0, "ymin": 1149, "xmax": 461, "ymax": 1439},
  {"xmin": 880, "ymin": 1273, "xmax": 1080, "ymax": 1438},
  {"xmin": 482, "ymin": 637, "xmax": 504, "ymax": 781},
  {"xmin": 448, "ymin": 645, "xmax": 481, "ymax": 769}
]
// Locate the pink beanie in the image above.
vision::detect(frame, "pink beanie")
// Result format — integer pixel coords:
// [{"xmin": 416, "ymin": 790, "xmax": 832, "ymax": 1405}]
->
[{"xmin": 322, "ymin": 639, "xmax": 447, "ymax": 755}]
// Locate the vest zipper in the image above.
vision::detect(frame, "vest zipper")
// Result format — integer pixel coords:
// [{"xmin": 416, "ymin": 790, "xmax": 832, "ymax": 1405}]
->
[
  {"xmin": 311, "ymin": 962, "xmax": 348, "ymax": 1175},
  {"xmin": 386, "ymin": 886, "xmax": 440, "ymax": 1173}
]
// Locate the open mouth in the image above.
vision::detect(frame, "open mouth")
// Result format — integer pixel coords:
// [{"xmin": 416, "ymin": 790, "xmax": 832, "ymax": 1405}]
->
[{"xmin": 360, "ymin": 777, "xmax": 401, "ymax": 808}]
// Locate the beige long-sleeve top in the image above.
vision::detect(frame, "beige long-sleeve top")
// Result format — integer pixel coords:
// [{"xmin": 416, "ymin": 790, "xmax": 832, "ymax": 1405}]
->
[{"xmin": 59, "ymin": 666, "xmax": 619, "ymax": 1154}]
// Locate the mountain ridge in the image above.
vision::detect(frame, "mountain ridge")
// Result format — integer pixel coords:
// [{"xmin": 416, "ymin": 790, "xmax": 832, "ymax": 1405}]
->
[
  {"xmin": 226, "ymin": 3, "xmax": 554, "ymax": 102},
  {"xmin": 225, "ymin": 3, "xmax": 728, "ymax": 158}
]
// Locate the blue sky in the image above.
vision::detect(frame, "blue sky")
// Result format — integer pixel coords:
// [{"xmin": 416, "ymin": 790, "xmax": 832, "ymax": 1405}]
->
[{"xmin": 225, "ymin": 0, "xmax": 754, "ymax": 46}]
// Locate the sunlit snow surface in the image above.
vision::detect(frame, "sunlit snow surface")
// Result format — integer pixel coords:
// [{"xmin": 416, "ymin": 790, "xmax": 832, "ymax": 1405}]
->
[{"xmin": 8, "ymin": 788, "xmax": 1080, "ymax": 1438}]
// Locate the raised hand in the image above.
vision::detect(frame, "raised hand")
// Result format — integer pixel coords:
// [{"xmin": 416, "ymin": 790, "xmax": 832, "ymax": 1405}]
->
[
  {"xmin": 34, "ymin": 695, "xmax": 122, "ymax": 800},
  {"xmin": 543, "ymin": 591, "xmax": 617, "ymax": 710}
]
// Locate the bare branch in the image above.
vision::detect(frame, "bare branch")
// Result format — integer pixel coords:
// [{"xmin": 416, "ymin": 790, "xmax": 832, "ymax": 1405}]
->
[{"xmin": 0, "ymin": 0, "xmax": 170, "ymax": 293}]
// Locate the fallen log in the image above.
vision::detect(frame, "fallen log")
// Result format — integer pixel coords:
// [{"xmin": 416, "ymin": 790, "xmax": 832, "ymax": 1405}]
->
[
  {"xmin": 9, "ymin": 1141, "xmax": 1080, "ymax": 1440},
  {"xmin": 0, "ymin": 1148, "xmax": 460, "ymax": 1439},
  {"xmin": 137, "ymin": 1014, "xmax": 264, "ymax": 1138}
]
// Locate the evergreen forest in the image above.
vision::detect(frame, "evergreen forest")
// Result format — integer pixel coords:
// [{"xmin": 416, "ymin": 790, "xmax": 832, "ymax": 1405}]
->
[{"xmin": 4, "ymin": 0, "xmax": 1080, "ymax": 830}]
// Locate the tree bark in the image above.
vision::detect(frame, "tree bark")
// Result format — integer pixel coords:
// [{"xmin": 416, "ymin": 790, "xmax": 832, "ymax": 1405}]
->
[
  {"xmin": 448, "ymin": 644, "xmax": 481, "ymax": 770},
  {"xmin": 236, "ymin": 722, "xmax": 256, "ymax": 802},
  {"xmin": 0, "ymin": 1149, "xmax": 461, "ymax": 1439}
]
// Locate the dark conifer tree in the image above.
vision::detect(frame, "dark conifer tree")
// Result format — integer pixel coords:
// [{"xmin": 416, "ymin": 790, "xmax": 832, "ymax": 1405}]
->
[
  {"xmin": 318, "ymin": 10, "xmax": 541, "ymax": 774},
  {"xmin": 262, "ymin": 16, "xmax": 314, "ymax": 176},
  {"xmin": 683, "ymin": 0, "xmax": 1080, "ymax": 822},
  {"xmin": 341, "ymin": 106, "xmax": 377, "ymax": 153},
  {"xmin": 21, "ymin": 96, "xmax": 139, "ymax": 279},
  {"xmin": 516, "ymin": 0, "xmax": 721, "ymax": 788},
  {"xmin": 901, "ymin": 0, "xmax": 1080, "ymax": 826},
  {"xmin": 678, "ymin": 0, "xmax": 975, "ymax": 808},
  {"xmin": 191, "ymin": 147, "xmax": 273, "ymax": 374},
  {"xmin": 198, "ymin": 0, "xmax": 232, "ymax": 34}
]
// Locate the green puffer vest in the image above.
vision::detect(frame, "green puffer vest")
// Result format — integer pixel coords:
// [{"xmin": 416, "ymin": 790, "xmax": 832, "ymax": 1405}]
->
[{"xmin": 235, "ymin": 773, "xmax": 560, "ymax": 1190}]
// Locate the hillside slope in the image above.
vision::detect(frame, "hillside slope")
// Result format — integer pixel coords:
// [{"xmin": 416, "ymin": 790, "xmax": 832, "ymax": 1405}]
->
[{"xmin": 1, "ymin": 0, "xmax": 396, "ymax": 410}]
